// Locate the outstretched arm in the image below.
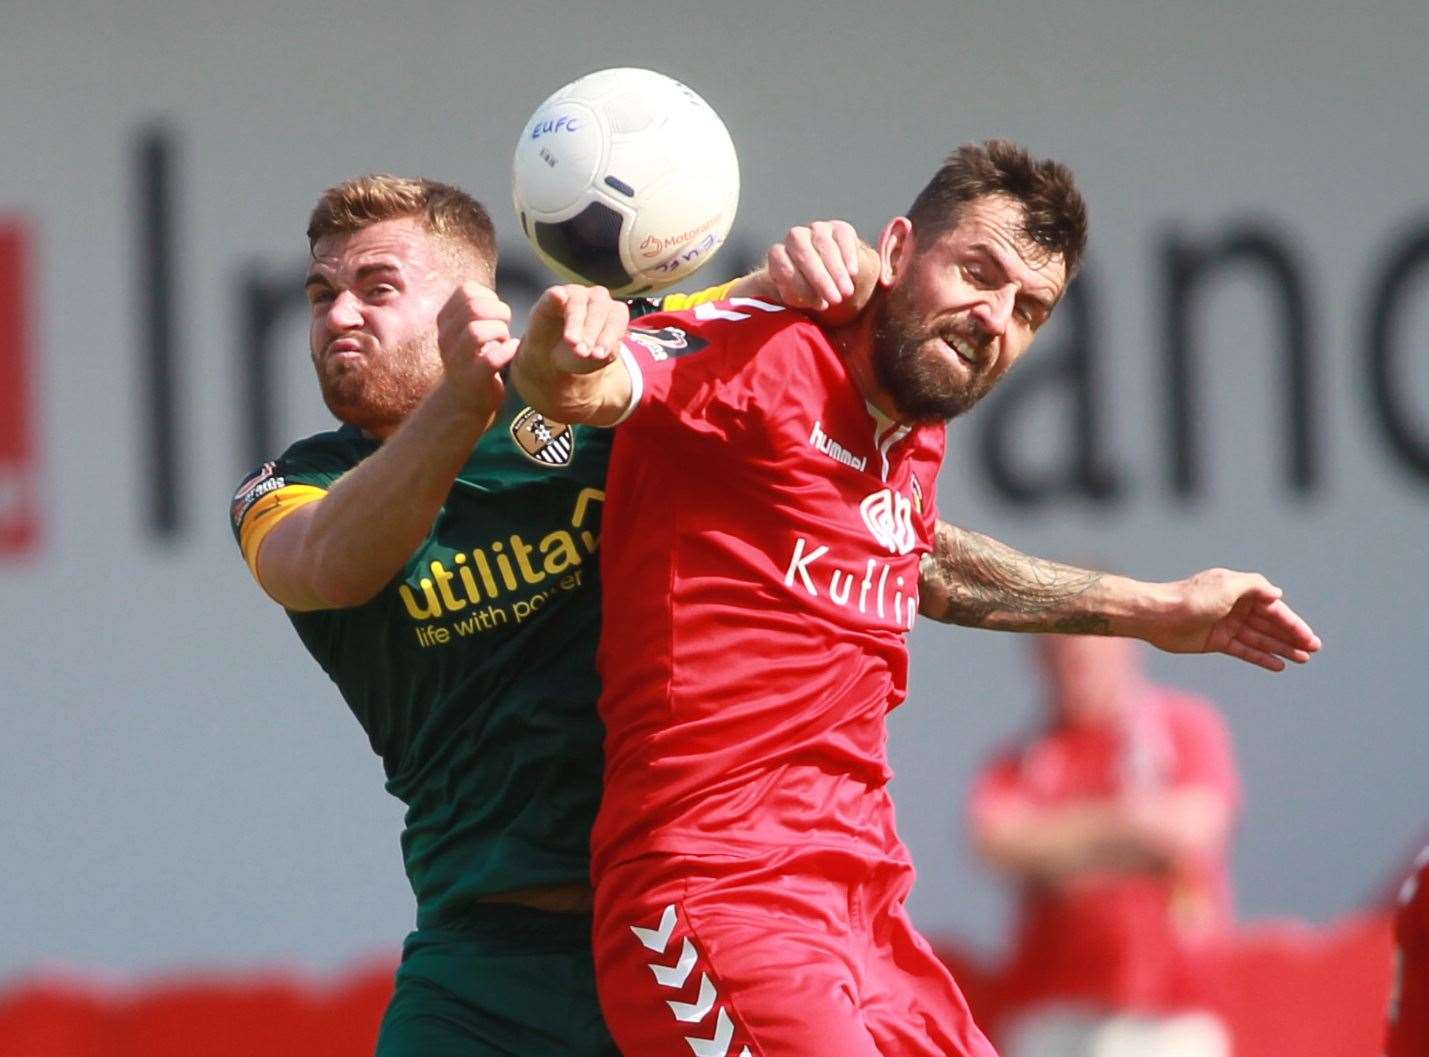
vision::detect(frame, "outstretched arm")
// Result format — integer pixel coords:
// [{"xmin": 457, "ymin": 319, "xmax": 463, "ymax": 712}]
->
[
  {"xmin": 510, "ymin": 223, "xmax": 878, "ymax": 425},
  {"xmin": 919, "ymin": 519, "xmax": 1321, "ymax": 671},
  {"xmin": 510, "ymin": 284, "xmax": 633, "ymax": 426}
]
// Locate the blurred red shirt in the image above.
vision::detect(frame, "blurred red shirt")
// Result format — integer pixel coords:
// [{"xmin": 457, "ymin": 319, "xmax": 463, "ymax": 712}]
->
[
  {"xmin": 971, "ymin": 690, "xmax": 1240, "ymax": 1012},
  {"xmin": 1387, "ymin": 845, "xmax": 1429, "ymax": 1056}
]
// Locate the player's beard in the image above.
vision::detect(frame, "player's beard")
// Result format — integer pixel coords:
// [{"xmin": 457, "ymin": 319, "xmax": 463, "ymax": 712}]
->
[
  {"xmin": 870, "ymin": 285, "xmax": 996, "ymax": 424},
  {"xmin": 315, "ymin": 332, "xmax": 443, "ymax": 437}
]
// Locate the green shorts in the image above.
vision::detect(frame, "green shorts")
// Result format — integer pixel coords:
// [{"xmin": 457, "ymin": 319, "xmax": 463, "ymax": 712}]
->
[{"xmin": 376, "ymin": 904, "xmax": 619, "ymax": 1057}]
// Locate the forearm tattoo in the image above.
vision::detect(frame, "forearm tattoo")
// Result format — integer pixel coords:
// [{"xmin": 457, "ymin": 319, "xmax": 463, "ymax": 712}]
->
[{"xmin": 918, "ymin": 521, "xmax": 1110, "ymax": 632}]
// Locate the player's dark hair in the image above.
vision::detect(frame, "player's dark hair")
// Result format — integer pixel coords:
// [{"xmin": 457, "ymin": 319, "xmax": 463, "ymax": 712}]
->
[
  {"xmin": 307, "ymin": 174, "xmax": 498, "ymax": 280},
  {"xmin": 906, "ymin": 140, "xmax": 1088, "ymax": 278}
]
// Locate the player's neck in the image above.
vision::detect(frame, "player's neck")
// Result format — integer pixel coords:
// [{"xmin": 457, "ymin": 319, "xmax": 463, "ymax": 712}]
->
[{"xmin": 828, "ymin": 313, "xmax": 908, "ymax": 426}]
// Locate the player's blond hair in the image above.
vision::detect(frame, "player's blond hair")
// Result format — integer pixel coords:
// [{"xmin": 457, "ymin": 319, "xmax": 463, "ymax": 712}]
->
[{"xmin": 307, "ymin": 174, "xmax": 498, "ymax": 281}]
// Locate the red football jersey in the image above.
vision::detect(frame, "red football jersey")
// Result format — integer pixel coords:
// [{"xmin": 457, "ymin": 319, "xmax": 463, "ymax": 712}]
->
[
  {"xmin": 589, "ymin": 300, "xmax": 945, "ymax": 879},
  {"xmin": 1387, "ymin": 845, "xmax": 1429, "ymax": 1057}
]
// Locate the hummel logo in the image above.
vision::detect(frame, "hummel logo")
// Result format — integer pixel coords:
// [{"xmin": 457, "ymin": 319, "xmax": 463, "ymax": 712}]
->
[
  {"xmin": 860, "ymin": 488, "xmax": 916, "ymax": 555},
  {"xmin": 809, "ymin": 420, "xmax": 867, "ymax": 472}
]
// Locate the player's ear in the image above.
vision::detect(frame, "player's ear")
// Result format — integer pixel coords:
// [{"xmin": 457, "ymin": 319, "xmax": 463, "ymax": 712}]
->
[{"xmin": 877, "ymin": 217, "xmax": 914, "ymax": 289}]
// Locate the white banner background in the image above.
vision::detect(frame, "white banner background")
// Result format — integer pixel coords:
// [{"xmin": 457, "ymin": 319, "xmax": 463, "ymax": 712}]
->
[{"xmin": 1, "ymin": 0, "xmax": 1425, "ymax": 975}]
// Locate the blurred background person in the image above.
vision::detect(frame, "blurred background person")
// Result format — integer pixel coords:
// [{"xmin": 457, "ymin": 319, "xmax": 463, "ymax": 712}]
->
[
  {"xmin": 1385, "ymin": 842, "xmax": 1429, "ymax": 1057},
  {"xmin": 969, "ymin": 635, "xmax": 1240, "ymax": 1057}
]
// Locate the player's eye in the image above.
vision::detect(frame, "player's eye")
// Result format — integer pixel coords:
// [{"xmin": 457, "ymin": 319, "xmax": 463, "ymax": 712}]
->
[
  {"xmin": 964, "ymin": 262, "xmax": 997, "ymax": 287},
  {"xmin": 307, "ymin": 289, "xmax": 334, "ymax": 306}
]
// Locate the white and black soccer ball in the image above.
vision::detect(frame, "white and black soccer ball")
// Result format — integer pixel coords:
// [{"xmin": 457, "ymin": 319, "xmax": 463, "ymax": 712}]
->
[{"xmin": 512, "ymin": 67, "xmax": 740, "ymax": 297}]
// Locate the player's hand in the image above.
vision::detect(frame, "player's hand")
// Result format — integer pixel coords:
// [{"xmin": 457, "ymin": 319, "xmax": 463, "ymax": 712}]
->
[
  {"xmin": 524, "ymin": 284, "xmax": 630, "ymax": 375},
  {"xmin": 1146, "ymin": 569, "xmax": 1322, "ymax": 672},
  {"xmin": 767, "ymin": 221, "xmax": 877, "ymax": 323},
  {"xmin": 436, "ymin": 282, "xmax": 518, "ymax": 412}
]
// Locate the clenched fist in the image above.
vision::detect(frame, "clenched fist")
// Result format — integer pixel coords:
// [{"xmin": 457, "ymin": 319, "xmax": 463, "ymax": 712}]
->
[
  {"xmin": 524, "ymin": 285, "xmax": 630, "ymax": 376},
  {"xmin": 436, "ymin": 282, "xmax": 518, "ymax": 412}
]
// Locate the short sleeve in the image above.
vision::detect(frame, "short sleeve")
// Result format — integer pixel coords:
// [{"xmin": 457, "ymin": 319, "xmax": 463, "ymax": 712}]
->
[
  {"xmin": 229, "ymin": 435, "xmax": 359, "ymax": 577},
  {"xmin": 615, "ymin": 298, "xmax": 795, "ymax": 438}
]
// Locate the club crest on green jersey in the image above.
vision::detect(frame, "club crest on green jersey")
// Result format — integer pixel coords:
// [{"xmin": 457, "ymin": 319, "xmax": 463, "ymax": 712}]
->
[{"xmin": 510, "ymin": 407, "xmax": 575, "ymax": 467}]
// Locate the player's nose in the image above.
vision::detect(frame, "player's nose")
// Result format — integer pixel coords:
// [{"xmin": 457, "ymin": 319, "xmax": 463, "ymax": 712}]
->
[
  {"xmin": 973, "ymin": 285, "xmax": 1015, "ymax": 337},
  {"xmin": 326, "ymin": 289, "xmax": 364, "ymax": 330}
]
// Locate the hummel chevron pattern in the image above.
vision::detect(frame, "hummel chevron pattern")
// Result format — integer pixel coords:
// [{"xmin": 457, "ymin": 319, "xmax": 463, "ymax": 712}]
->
[
  {"xmin": 652, "ymin": 939, "xmax": 697, "ymax": 988},
  {"xmin": 668, "ymin": 973, "xmax": 717, "ymax": 1021},
  {"xmin": 630, "ymin": 904, "xmax": 754, "ymax": 1057},
  {"xmin": 688, "ymin": 1008, "xmax": 738, "ymax": 1057},
  {"xmin": 631, "ymin": 904, "xmax": 678, "ymax": 951}
]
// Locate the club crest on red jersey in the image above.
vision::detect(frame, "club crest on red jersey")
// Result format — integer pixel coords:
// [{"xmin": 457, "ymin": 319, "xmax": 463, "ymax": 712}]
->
[
  {"xmin": 510, "ymin": 407, "xmax": 575, "ymax": 467},
  {"xmin": 860, "ymin": 488, "xmax": 916, "ymax": 555}
]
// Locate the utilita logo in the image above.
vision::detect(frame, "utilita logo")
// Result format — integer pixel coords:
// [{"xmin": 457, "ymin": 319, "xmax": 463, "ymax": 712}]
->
[{"xmin": 0, "ymin": 219, "xmax": 38, "ymax": 558}]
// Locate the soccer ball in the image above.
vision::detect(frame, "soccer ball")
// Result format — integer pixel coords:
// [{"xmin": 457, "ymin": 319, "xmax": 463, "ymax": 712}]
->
[{"xmin": 512, "ymin": 67, "xmax": 740, "ymax": 297}]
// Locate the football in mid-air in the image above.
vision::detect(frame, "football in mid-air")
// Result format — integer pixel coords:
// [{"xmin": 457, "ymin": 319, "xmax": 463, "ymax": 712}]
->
[{"xmin": 512, "ymin": 67, "xmax": 740, "ymax": 297}]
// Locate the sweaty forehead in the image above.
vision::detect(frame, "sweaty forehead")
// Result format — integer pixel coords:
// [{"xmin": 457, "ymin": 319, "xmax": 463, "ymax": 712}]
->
[
  {"xmin": 310, "ymin": 217, "xmax": 440, "ymax": 275},
  {"xmin": 951, "ymin": 196, "xmax": 1066, "ymax": 295}
]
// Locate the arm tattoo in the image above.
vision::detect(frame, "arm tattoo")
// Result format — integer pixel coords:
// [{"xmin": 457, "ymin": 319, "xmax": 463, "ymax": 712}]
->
[{"xmin": 919, "ymin": 521, "xmax": 1111, "ymax": 633}]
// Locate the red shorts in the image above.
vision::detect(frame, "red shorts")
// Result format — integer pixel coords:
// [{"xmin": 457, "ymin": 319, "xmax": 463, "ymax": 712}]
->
[{"xmin": 593, "ymin": 849, "xmax": 997, "ymax": 1057}]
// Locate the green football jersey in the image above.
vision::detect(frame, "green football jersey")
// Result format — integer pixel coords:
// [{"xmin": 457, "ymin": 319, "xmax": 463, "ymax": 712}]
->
[
  {"xmin": 232, "ymin": 387, "xmax": 613, "ymax": 927},
  {"xmin": 231, "ymin": 290, "xmax": 727, "ymax": 928}
]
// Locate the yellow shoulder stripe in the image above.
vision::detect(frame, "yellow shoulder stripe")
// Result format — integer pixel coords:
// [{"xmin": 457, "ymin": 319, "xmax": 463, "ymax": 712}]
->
[
  {"xmin": 658, "ymin": 279, "xmax": 737, "ymax": 311},
  {"xmin": 239, "ymin": 484, "xmax": 327, "ymax": 579}
]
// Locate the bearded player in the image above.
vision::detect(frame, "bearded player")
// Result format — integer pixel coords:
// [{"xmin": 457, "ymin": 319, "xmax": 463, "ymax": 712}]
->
[
  {"xmin": 228, "ymin": 173, "xmax": 888, "ymax": 1057},
  {"xmin": 512, "ymin": 140, "xmax": 1321, "ymax": 1056}
]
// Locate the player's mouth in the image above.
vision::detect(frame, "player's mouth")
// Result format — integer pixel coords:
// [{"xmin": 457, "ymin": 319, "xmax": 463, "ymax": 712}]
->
[
  {"xmin": 324, "ymin": 337, "xmax": 368, "ymax": 366},
  {"xmin": 939, "ymin": 332, "xmax": 984, "ymax": 371}
]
